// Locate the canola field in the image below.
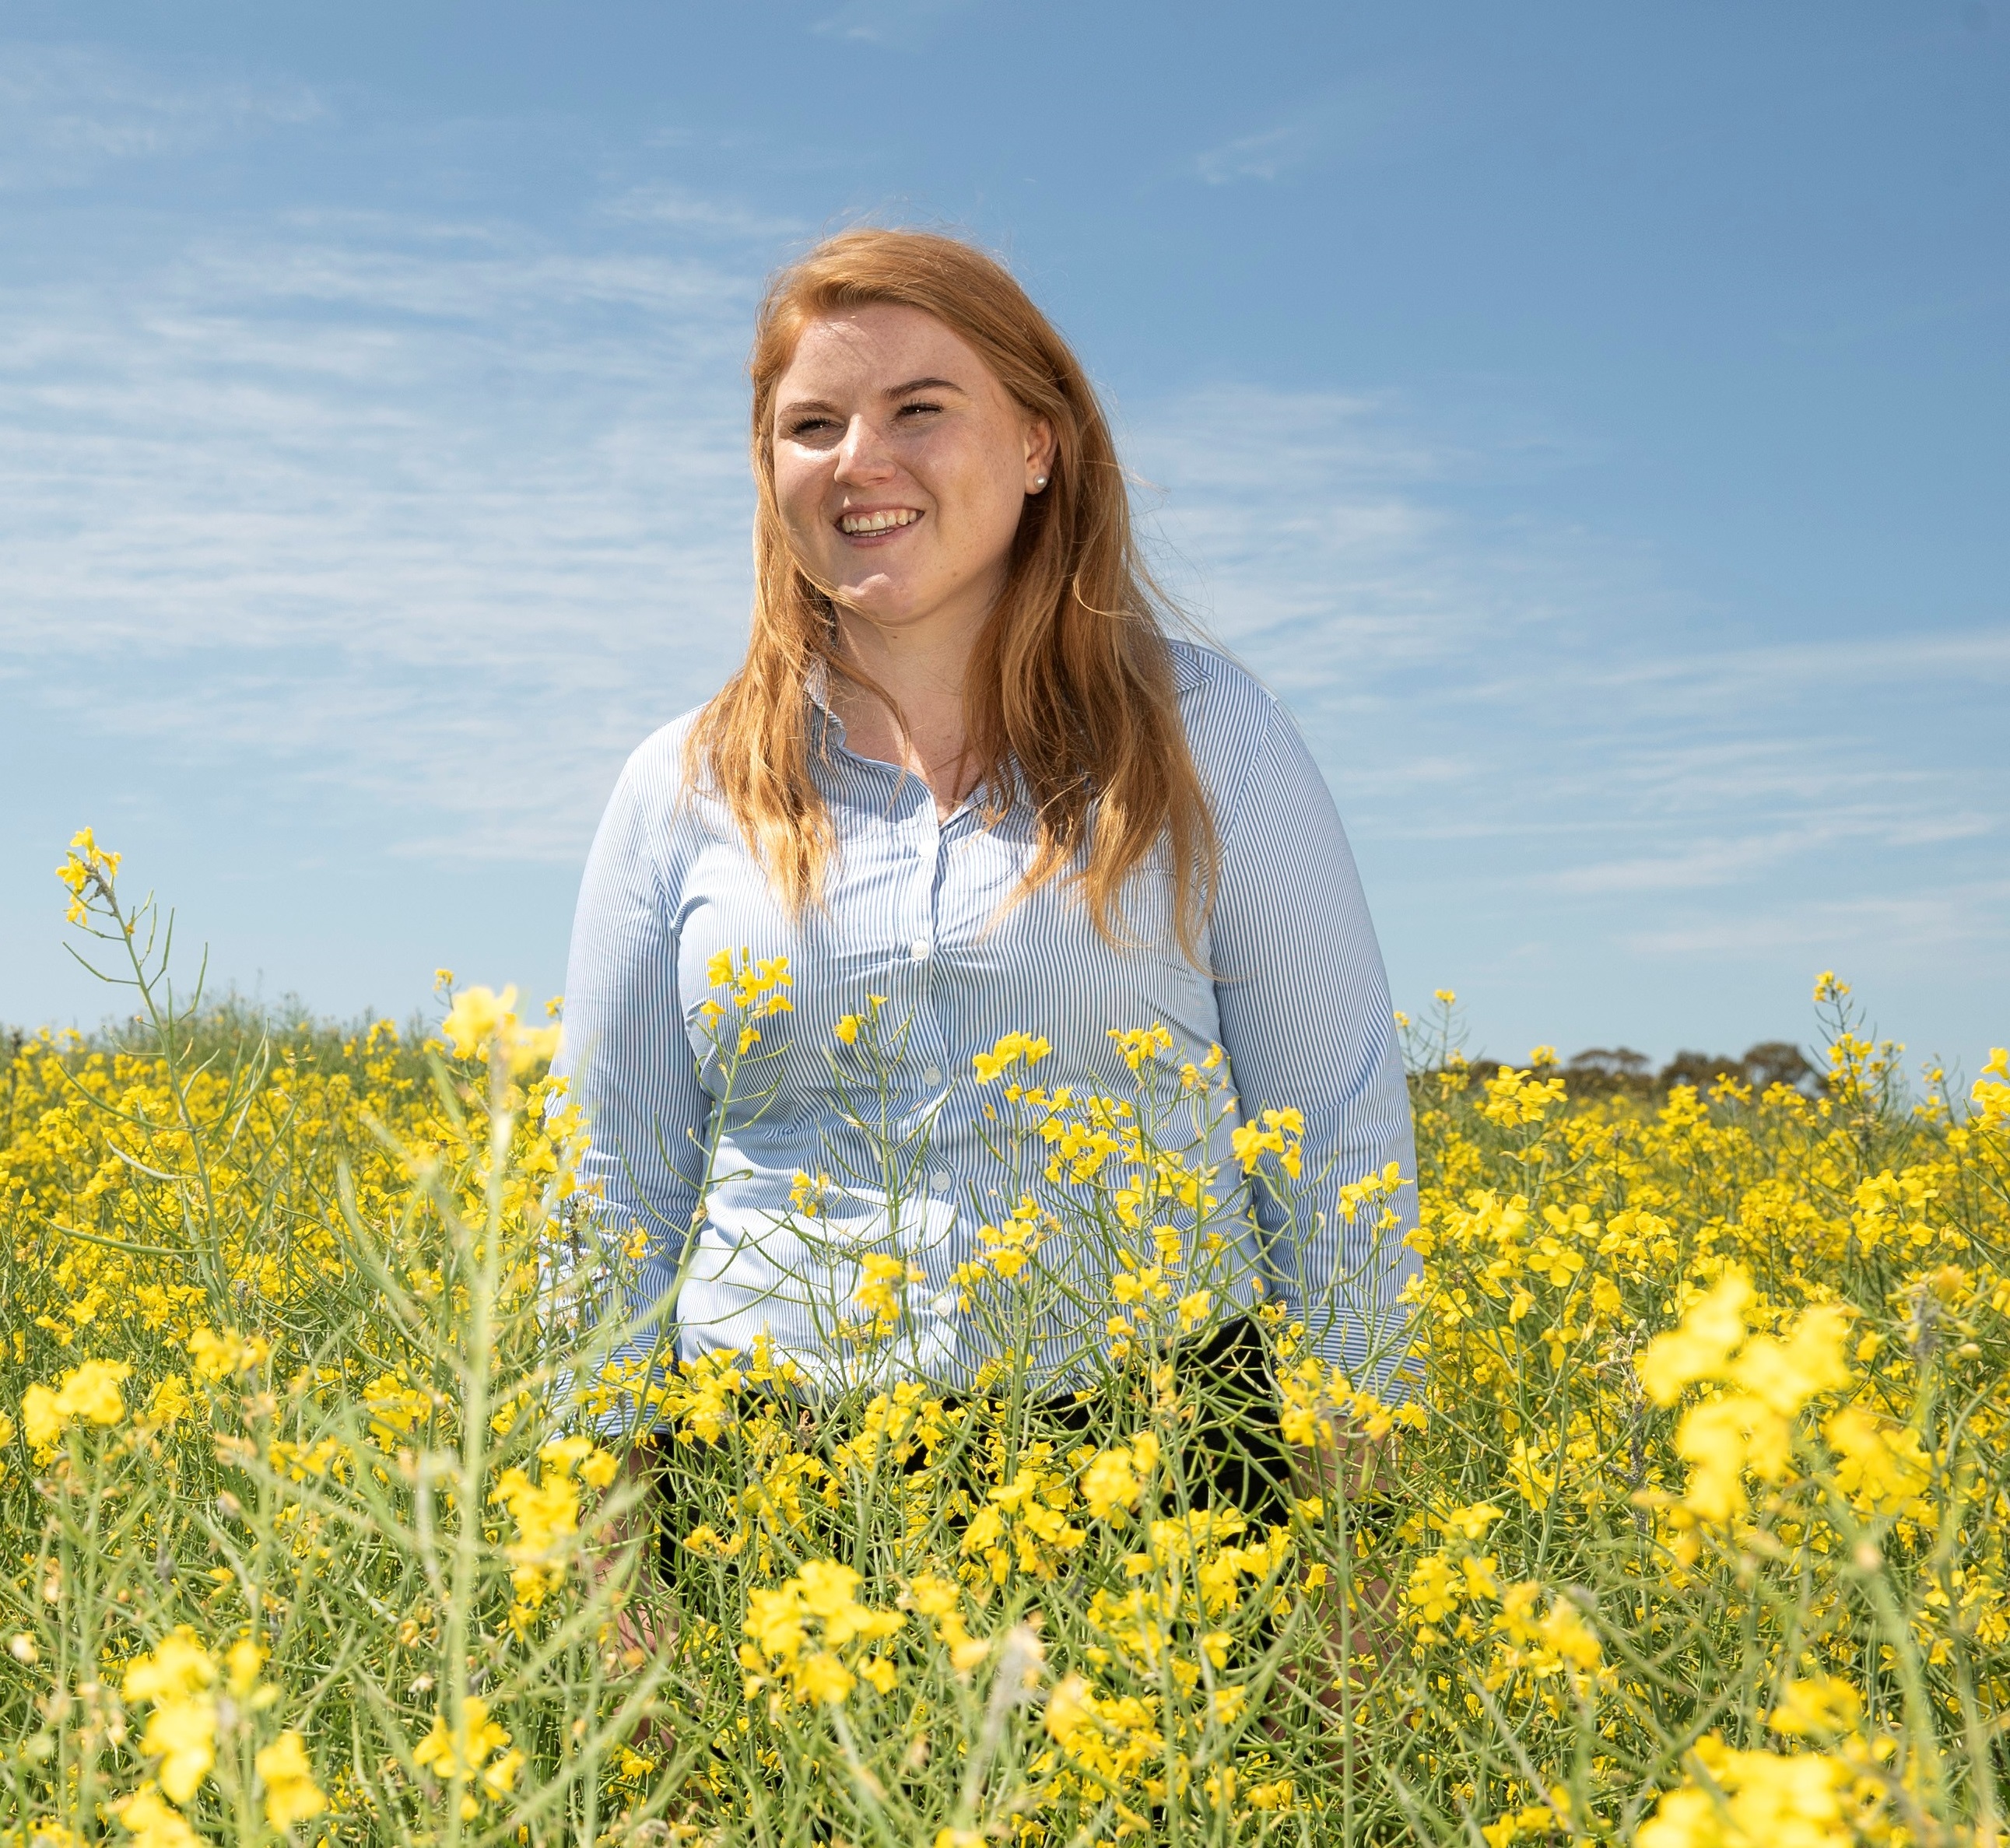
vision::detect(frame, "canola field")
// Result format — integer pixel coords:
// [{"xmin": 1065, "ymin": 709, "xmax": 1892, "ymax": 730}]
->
[{"xmin": 2, "ymin": 832, "xmax": 2007, "ymax": 1848}]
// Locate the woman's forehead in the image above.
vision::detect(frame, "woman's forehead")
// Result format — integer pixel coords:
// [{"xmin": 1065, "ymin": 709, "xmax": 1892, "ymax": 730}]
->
[{"xmin": 776, "ymin": 303, "xmax": 993, "ymax": 402}]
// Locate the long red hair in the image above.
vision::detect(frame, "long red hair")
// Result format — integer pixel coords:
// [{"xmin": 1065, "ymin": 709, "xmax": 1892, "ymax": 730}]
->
[{"xmin": 687, "ymin": 228, "xmax": 1216, "ymax": 957}]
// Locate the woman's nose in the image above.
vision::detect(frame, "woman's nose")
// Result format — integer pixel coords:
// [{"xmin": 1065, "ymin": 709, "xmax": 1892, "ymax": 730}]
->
[{"xmin": 833, "ymin": 414, "xmax": 894, "ymax": 482}]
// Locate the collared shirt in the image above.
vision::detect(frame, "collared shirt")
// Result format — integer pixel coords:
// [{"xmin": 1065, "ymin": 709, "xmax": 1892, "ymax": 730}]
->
[{"xmin": 555, "ymin": 638, "xmax": 1419, "ymax": 1399}]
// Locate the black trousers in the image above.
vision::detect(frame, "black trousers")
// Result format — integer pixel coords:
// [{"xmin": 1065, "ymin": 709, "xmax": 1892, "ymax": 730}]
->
[
  {"xmin": 1001, "ymin": 1315, "xmax": 1295, "ymax": 1526},
  {"xmin": 651, "ymin": 1316, "xmax": 1295, "ymax": 1574}
]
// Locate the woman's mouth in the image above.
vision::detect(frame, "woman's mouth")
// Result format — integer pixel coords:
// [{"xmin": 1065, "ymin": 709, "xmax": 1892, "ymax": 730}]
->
[{"xmin": 837, "ymin": 507, "xmax": 923, "ymax": 537}]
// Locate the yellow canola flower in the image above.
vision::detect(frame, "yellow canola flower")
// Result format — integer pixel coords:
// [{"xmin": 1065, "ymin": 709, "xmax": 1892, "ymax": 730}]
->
[
  {"xmin": 122, "ymin": 1627, "xmax": 223, "ymax": 1805},
  {"xmin": 491, "ymin": 1457, "xmax": 584, "ymax": 1610},
  {"xmin": 254, "ymin": 1731, "xmax": 328, "ymax": 1829},
  {"xmin": 142, "ymin": 1375, "xmax": 192, "ymax": 1432},
  {"xmin": 1637, "ymin": 1737, "xmax": 1854, "ymax": 1848},
  {"xmin": 1728, "ymin": 1307, "xmax": 1852, "ymax": 1417},
  {"xmin": 1971, "ymin": 1047, "xmax": 2010, "ymax": 1129},
  {"xmin": 1080, "ymin": 1432, "xmax": 1160, "ymax": 1523},
  {"xmin": 413, "ymin": 1698, "xmax": 515, "ymax": 1817},
  {"xmin": 702, "ymin": 947, "xmax": 795, "ymax": 1021},
  {"xmin": 1479, "ymin": 1064, "xmax": 1568, "ymax": 1127},
  {"xmin": 974, "ymin": 1029, "xmax": 1052, "ymax": 1082},
  {"xmin": 225, "ymin": 1638, "xmax": 265, "ymax": 1698},
  {"xmin": 1107, "ymin": 1023, "xmax": 1171, "ymax": 1072},
  {"xmin": 799, "ymin": 1560, "xmax": 903, "ymax": 1650},
  {"xmin": 20, "ymin": 1358, "xmax": 131, "ymax": 1458},
  {"xmin": 851, "ymin": 1252, "xmax": 925, "ymax": 1341},
  {"xmin": 1823, "ymin": 1406, "xmax": 1932, "ymax": 1515},
  {"xmin": 113, "ymin": 1787, "xmax": 198, "ymax": 1848},
  {"xmin": 1230, "ymin": 1107, "xmax": 1304, "ymax": 1177},
  {"xmin": 1433, "ymin": 1500, "xmax": 1505, "ymax": 1541},
  {"xmin": 742, "ymin": 1561, "xmax": 907, "ymax": 1702},
  {"xmin": 55, "ymin": 826, "xmax": 122, "ymax": 925},
  {"xmin": 1636, "ymin": 1272, "xmax": 1856, "ymax": 1528},
  {"xmin": 1044, "ymin": 1672, "xmax": 1093, "ymax": 1746},
  {"xmin": 900, "ymin": 1573, "xmax": 990, "ymax": 1672},
  {"xmin": 1639, "ymin": 1272, "xmax": 1754, "ymax": 1404},
  {"xmin": 440, "ymin": 983, "xmax": 563, "ymax": 1075},
  {"xmin": 187, "ymin": 1327, "xmax": 270, "ymax": 1383},
  {"xmin": 122, "ymin": 1629, "xmax": 218, "ymax": 1706},
  {"xmin": 142, "ymin": 1702, "xmax": 219, "ymax": 1808},
  {"xmin": 793, "ymin": 1651, "xmax": 855, "ymax": 1704},
  {"xmin": 1769, "ymin": 1675, "xmax": 1864, "ymax": 1741}
]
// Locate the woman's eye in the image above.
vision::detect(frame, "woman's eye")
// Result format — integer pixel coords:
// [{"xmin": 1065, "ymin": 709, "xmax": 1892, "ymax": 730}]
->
[
  {"xmin": 896, "ymin": 400, "xmax": 942, "ymax": 420},
  {"xmin": 788, "ymin": 416, "xmax": 839, "ymax": 440}
]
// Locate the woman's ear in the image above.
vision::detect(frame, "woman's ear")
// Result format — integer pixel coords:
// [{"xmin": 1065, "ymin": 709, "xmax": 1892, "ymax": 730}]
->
[{"xmin": 1023, "ymin": 416, "xmax": 1058, "ymax": 493}]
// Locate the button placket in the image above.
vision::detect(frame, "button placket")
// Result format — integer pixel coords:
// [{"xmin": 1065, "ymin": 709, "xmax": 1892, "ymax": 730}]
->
[
  {"xmin": 907, "ymin": 798, "xmax": 961, "ymax": 1260},
  {"xmin": 902, "ymin": 788, "xmax": 952, "ymax": 1121}
]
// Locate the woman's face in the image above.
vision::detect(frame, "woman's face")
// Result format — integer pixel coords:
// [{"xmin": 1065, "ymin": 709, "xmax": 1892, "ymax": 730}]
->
[{"xmin": 770, "ymin": 303, "xmax": 1054, "ymax": 638}]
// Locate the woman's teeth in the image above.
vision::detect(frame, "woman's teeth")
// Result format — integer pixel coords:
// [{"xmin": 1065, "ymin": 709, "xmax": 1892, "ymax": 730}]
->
[{"xmin": 839, "ymin": 509, "xmax": 921, "ymax": 535}]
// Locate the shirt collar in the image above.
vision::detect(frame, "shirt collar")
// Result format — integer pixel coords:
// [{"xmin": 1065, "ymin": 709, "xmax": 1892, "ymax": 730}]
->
[{"xmin": 804, "ymin": 658, "xmax": 848, "ymax": 744}]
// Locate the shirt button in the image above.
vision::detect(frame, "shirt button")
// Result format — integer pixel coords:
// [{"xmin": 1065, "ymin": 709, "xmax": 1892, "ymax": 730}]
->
[
  {"xmin": 931, "ymin": 1169, "xmax": 952, "ymax": 1194},
  {"xmin": 923, "ymin": 1064, "xmax": 943, "ymax": 1086},
  {"xmin": 910, "ymin": 938, "xmax": 932, "ymax": 961}
]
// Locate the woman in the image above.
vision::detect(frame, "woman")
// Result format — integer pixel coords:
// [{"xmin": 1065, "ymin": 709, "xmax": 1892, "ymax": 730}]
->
[{"xmin": 556, "ymin": 229, "xmax": 1418, "ymax": 1461}]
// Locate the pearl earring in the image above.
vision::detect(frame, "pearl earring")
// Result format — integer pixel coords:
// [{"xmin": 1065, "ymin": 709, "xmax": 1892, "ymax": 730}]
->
[{"xmin": 1033, "ymin": 475, "xmax": 1047, "ymax": 489}]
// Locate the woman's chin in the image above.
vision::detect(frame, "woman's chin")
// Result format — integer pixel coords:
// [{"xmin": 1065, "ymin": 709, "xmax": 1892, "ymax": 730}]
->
[{"xmin": 831, "ymin": 580, "xmax": 931, "ymax": 630}]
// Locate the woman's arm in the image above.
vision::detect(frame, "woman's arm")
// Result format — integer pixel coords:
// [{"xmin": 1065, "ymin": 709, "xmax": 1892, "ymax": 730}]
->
[
  {"xmin": 555, "ymin": 752, "xmax": 711, "ymax": 1395},
  {"xmin": 1208, "ymin": 699, "xmax": 1420, "ymax": 1399}
]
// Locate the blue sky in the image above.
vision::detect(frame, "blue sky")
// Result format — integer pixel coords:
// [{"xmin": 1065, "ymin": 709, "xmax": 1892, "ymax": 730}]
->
[{"xmin": 2, "ymin": 1, "xmax": 2005, "ymax": 1074}]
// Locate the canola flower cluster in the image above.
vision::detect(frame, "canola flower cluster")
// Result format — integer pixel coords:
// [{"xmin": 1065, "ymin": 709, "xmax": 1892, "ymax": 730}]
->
[{"xmin": 1, "ymin": 838, "xmax": 2006, "ymax": 1848}]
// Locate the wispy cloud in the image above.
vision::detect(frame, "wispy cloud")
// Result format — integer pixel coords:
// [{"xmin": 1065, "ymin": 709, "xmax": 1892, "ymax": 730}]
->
[
  {"xmin": 0, "ymin": 40, "xmax": 323, "ymax": 190},
  {"xmin": 600, "ymin": 183, "xmax": 807, "ymax": 242},
  {"xmin": 1193, "ymin": 76, "xmax": 1440, "ymax": 186},
  {"xmin": 1126, "ymin": 379, "xmax": 2009, "ymax": 1019},
  {"xmin": 1127, "ymin": 382, "xmax": 1650, "ymax": 703},
  {"xmin": 0, "ymin": 202, "xmax": 770, "ymax": 860},
  {"xmin": 811, "ymin": 0, "xmax": 977, "ymax": 48},
  {"xmin": 1626, "ymin": 883, "xmax": 2010, "ymax": 964}
]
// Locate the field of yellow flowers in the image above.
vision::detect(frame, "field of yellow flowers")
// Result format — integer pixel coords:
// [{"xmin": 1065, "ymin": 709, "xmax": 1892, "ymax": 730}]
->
[{"xmin": 3, "ymin": 832, "xmax": 2007, "ymax": 1848}]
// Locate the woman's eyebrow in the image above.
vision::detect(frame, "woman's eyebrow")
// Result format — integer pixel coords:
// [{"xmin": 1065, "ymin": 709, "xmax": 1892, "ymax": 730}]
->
[{"xmin": 776, "ymin": 376, "xmax": 966, "ymax": 420}]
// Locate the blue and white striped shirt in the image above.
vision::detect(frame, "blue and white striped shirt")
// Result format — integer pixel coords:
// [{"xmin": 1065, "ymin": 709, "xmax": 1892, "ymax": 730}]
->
[{"xmin": 556, "ymin": 638, "xmax": 1418, "ymax": 1399}]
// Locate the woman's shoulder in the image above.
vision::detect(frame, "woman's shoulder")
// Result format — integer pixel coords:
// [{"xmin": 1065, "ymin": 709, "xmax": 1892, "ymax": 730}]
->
[
  {"xmin": 616, "ymin": 706, "xmax": 706, "ymax": 787},
  {"xmin": 1163, "ymin": 635, "xmax": 1286, "ymax": 753},
  {"xmin": 598, "ymin": 705, "xmax": 722, "ymax": 840}
]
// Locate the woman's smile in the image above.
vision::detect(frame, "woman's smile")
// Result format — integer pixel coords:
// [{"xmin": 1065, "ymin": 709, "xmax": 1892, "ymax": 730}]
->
[{"xmin": 836, "ymin": 505, "xmax": 925, "ymax": 541}]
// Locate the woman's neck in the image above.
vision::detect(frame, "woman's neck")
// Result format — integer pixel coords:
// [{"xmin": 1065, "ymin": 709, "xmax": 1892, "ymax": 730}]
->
[{"xmin": 830, "ymin": 602, "xmax": 988, "ymax": 817}]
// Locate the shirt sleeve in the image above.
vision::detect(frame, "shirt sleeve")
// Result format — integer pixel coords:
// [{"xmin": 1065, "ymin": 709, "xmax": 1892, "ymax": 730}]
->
[
  {"xmin": 1208, "ymin": 699, "xmax": 1421, "ymax": 1398},
  {"xmin": 551, "ymin": 750, "xmax": 710, "ymax": 1392}
]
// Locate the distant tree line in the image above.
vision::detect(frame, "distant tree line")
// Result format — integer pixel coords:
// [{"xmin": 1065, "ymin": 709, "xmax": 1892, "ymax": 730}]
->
[{"xmin": 1471, "ymin": 1041, "xmax": 1825, "ymax": 1098}]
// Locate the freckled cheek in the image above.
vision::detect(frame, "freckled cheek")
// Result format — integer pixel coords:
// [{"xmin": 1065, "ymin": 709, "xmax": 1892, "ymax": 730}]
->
[{"xmin": 775, "ymin": 473, "xmax": 833, "ymax": 551}]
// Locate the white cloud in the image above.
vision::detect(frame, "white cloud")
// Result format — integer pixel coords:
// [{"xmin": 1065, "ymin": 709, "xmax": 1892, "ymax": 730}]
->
[
  {"xmin": 1125, "ymin": 382, "xmax": 1649, "ymax": 706},
  {"xmin": 0, "ymin": 40, "xmax": 323, "ymax": 190},
  {"xmin": 600, "ymin": 183, "xmax": 807, "ymax": 242},
  {"xmin": 1192, "ymin": 76, "xmax": 1440, "ymax": 186},
  {"xmin": 1626, "ymin": 884, "xmax": 2010, "ymax": 961},
  {"xmin": 0, "ymin": 205, "xmax": 768, "ymax": 860},
  {"xmin": 811, "ymin": 0, "xmax": 977, "ymax": 48},
  {"xmin": 1123, "ymin": 379, "xmax": 2009, "ymax": 981}
]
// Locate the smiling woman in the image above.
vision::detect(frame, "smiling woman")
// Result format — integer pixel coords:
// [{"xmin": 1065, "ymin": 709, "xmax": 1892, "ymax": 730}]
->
[
  {"xmin": 555, "ymin": 223, "xmax": 1417, "ymax": 1461},
  {"xmin": 694, "ymin": 229, "xmax": 1221, "ymax": 958}
]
